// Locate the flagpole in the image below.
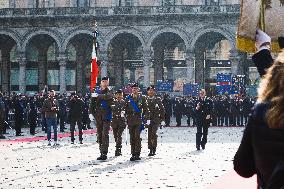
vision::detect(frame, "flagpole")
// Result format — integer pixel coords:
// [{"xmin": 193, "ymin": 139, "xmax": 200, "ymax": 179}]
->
[{"xmin": 259, "ymin": 0, "xmax": 265, "ymax": 31}]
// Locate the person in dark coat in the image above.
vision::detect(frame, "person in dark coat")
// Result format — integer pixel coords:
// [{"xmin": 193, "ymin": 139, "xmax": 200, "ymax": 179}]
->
[
  {"xmin": 14, "ymin": 95, "xmax": 24, "ymax": 136},
  {"xmin": 68, "ymin": 93, "xmax": 84, "ymax": 144},
  {"xmin": 162, "ymin": 93, "xmax": 172, "ymax": 127},
  {"xmin": 234, "ymin": 50, "xmax": 284, "ymax": 189},
  {"xmin": 173, "ymin": 97, "xmax": 184, "ymax": 127},
  {"xmin": 58, "ymin": 95, "xmax": 67, "ymax": 132},
  {"xmin": 195, "ymin": 89, "xmax": 212, "ymax": 150},
  {"xmin": 28, "ymin": 96, "xmax": 38, "ymax": 135},
  {"xmin": 0, "ymin": 93, "xmax": 6, "ymax": 139}
]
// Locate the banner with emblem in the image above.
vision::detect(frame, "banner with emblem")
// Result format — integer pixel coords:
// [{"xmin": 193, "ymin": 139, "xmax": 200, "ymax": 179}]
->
[{"xmin": 237, "ymin": 0, "xmax": 284, "ymax": 52}]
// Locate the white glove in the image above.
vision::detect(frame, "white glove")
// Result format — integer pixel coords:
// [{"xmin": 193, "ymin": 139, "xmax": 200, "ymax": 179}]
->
[
  {"xmin": 89, "ymin": 114, "xmax": 94, "ymax": 121},
  {"xmin": 92, "ymin": 93, "xmax": 98, "ymax": 98},
  {"xmin": 121, "ymin": 111, "xmax": 125, "ymax": 118},
  {"xmin": 161, "ymin": 121, "xmax": 165, "ymax": 126},
  {"xmin": 255, "ymin": 29, "xmax": 271, "ymax": 51},
  {"xmin": 146, "ymin": 120, "xmax": 151, "ymax": 125}
]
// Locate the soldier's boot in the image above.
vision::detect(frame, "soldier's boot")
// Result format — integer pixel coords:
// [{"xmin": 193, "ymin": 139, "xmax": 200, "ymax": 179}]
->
[
  {"xmin": 115, "ymin": 148, "xmax": 122, "ymax": 156},
  {"xmin": 148, "ymin": 149, "xmax": 154, "ymax": 156},
  {"xmin": 130, "ymin": 154, "xmax": 136, "ymax": 161},
  {"xmin": 97, "ymin": 153, "xmax": 107, "ymax": 160},
  {"xmin": 152, "ymin": 148, "xmax": 156, "ymax": 156},
  {"xmin": 135, "ymin": 153, "xmax": 141, "ymax": 161}
]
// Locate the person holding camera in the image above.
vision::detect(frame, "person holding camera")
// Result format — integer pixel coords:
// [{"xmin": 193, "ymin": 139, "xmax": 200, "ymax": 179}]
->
[{"xmin": 42, "ymin": 90, "xmax": 59, "ymax": 146}]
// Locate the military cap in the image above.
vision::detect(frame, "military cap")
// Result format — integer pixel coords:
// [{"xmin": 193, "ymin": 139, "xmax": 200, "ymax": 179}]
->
[
  {"xmin": 147, "ymin": 85, "xmax": 155, "ymax": 91},
  {"xmin": 101, "ymin": 76, "xmax": 109, "ymax": 81},
  {"xmin": 115, "ymin": 89, "xmax": 123, "ymax": 94},
  {"xmin": 131, "ymin": 83, "xmax": 139, "ymax": 88},
  {"xmin": 278, "ymin": 37, "xmax": 284, "ymax": 49}
]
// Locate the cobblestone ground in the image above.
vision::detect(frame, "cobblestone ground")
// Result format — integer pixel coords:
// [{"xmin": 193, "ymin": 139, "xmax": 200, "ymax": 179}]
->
[{"xmin": 0, "ymin": 125, "xmax": 244, "ymax": 189}]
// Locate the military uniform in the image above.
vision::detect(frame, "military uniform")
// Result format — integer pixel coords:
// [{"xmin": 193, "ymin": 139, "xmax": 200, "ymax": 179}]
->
[
  {"xmin": 69, "ymin": 95, "xmax": 84, "ymax": 144},
  {"xmin": 110, "ymin": 97, "xmax": 126, "ymax": 156},
  {"xmin": 162, "ymin": 94, "xmax": 172, "ymax": 126},
  {"xmin": 89, "ymin": 86, "xmax": 113, "ymax": 160},
  {"xmin": 125, "ymin": 93, "xmax": 150, "ymax": 161},
  {"xmin": 195, "ymin": 96, "xmax": 212, "ymax": 150},
  {"xmin": 146, "ymin": 95, "xmax": 165, "ymax": 156}
]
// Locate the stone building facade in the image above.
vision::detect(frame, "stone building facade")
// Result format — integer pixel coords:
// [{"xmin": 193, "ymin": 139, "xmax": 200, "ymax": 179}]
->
[{"xmin": 0, "ymin": 0, "xmax": 254, "ymax": 94}]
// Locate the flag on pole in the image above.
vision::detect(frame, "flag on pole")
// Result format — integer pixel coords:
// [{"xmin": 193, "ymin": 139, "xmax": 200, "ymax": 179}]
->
[
  {"xmin": 90, "ymin": 31, "xmax": 99, "ymax": 92},
  {"xmin": 236, "ymin": 0, "xmax": 284, "ymax": 53}
]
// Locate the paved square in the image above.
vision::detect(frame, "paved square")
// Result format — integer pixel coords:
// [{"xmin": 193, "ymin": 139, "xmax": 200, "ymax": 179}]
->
[{"xmin": 0, "ymin": 127, "xmax": 244, "ymax": 189}]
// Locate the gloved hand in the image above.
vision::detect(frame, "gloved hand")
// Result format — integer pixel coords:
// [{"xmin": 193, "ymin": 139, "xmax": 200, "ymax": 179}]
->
[
  {"xmin": 121, "ymin": 111, "xmax": 125, "ymax": 118},
  {"xmin": 146, "ymin": 120, "xmax": 151, "ymax": 125},
  {"xmin": 89, "ymin": 114, "xmax": 94, "ymax": 121},
  {"xmin": 161, "ymin": 121, "xmax": 165, "ymax": 126},
  {"xmin": 255, "ymin": 29, "xmax": 271, "ymax": 52},
  {"xmin": 92, "ymin": 93, "xmax": 98, "ymax": 98}
]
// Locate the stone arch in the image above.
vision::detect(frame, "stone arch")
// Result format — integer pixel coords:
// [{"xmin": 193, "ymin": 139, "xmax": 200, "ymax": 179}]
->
[
  {"xmin": 62, "ymin": 28, "xmax": 102, "ymax": 52},
  {"xmin": 189, "ymin": 25, "xmax": 235, "ymax": 51},
  {"xmin": 105, "ymin": 27, "xmax": 146, "ymax": 51},
  {"xmin": 0, "ymin": 29, "xmax": 21, "ymax": 51},
  {"xmin": 22, "ymin": 28, "xmax": 63, "ymax": 52},
  {"xmin": 146, "ymin": 26, "xmax": 190, "ymax": 51}
]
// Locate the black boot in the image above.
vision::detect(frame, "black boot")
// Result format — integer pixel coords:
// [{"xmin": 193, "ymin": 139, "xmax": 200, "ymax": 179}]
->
[
  {"xmin": 152, "ymin": 148, "xmax": 156, "ymax": 156},
  {"xmin": 135, "ymin": 153, "xmax": 141, "ymax": 160},
  {"xmin": 148, "ymin": 149, "xmax": 154, "ymax": 156},
  {"xmin": 115, "ymin": 148, "xmax": 121, "ymax": 156},
  {"xmin": 130, "ymin": 154, "xmax": 136, "ymax": 161},
  {"xmin": 97, "ymin": 153, "xmax": 107, "ymax": 160}
]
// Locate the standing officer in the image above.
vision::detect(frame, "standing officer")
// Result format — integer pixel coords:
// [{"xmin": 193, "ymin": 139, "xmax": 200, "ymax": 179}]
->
[
  {"xmin": 125, "ymin": 83, "xmax": 150, "ymax": 161},
  {"xmin": 28, "ymin": 96, "xmax": 37, "ymax": 135},
  {"xmin": 110, "ymin": 89, "xmax": 126, "ymax": 156},
  {"xmin": 89, "ymin": 76, "xmax": 113, "ymax": 160},
  {"xmin": 195, "ymin": 89, "xmax": 212, "ymax": 150},
  {"xmin": 173, "ymin": 96, "xmax": 184, "ymax": 126},
  {"xmin": 69, "ymin": 92, "xmax": 84, "ymax": 144},
  {"xmin": 162, "ymin": 93, "xmax": 172, "ymax": 127},
  {"xmin": 58, "ymin": 95, "xmax": 67, "ymax": 132},
  {"xmin": 146, "ymin": 85, "xmax": 165, "ymax": 156}
]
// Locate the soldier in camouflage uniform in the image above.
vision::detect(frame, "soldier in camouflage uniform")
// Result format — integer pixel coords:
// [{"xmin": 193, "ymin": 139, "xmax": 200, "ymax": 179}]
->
[
  {"xmin": 125, "ymin": 83, "xmax": 150, "ymax": 161},
  {"xmin": 89, "ymin": 77, "xmax": 113, "ymax": 160},
  {"xmin": 110, "ymin": 89, "xmax": 126, "ymax": 156},
  {"xmin": 146, "ymin": 86, "xmax": 165, "ymax": 156}
]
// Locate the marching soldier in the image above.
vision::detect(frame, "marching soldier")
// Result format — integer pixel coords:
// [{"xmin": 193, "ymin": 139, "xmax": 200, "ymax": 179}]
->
[
  {"xmin": 146, "ymin": 85, "xmax": 165, "ymax": 156},
  {"xmin": 195, "ymin": 89, "xmax": 212, "ymax": 150},
  {"xmin": 125, "ymin": 83, "xmax": 150, "ymax": 161},
  {"xmin": 110, "ymin": 89, "xmax": 126, "ymax": 156},
  {"xmin": 89, "ymin": 76, "xmax": 113, "ymax": 160}
]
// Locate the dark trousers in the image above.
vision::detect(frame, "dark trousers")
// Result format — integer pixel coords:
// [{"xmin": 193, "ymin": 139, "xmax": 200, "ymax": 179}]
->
[
  {"xmin": 129, "ymin": 124, "xmax": 142, "ymax": 156},
  {"xmin": 15, "ymin": 118, "xmax": 23, "ymax": 136},
  {"xmin": 175, "ymin": 114, "xmax": 182, "ymax": 126},
  {"xmin": 59, "ymin": 113, "xmax": 65, "ymax": 131},
  {"xmin": 95, "ymin": 111, "xmax": 110, "ymax": 154},
  {"xmin": 196, "ymin": 117, "xmax": 210, "ymax": 148},
  {"xmin": 111, "ymin": 119, "xmax": 125, "ymax": 149},
  {"xmin": 165, "ymin": 113, "xmax": 171, "ymax": 126},
  {"xmin": 29, "ymin": 118, "xmax": 37, "ymax": 135},
  {"xmin": 186, "ymin": 114, "xmax": 191, "ymax": 126},
  {"xmin": 70, "ymin": 118, "xmax": 83, "ymax": 142},
  {"xmin": 0, "ymin": 117, "xmax": 4, "ymax": 136},
  {"xmin": 148, "ymin": 123, "xmax": 159, "ymax": 149}
]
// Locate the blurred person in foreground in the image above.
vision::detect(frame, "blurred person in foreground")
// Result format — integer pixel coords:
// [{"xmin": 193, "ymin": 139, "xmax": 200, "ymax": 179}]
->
[{"xmin": 234, "ymin": 50, "xmax": 284, "ymax": 188}]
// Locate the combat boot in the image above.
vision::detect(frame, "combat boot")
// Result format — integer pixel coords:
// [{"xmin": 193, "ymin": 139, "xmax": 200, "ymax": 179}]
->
[
  {"xmin": 148, "ymin": 149, "xmax": 154, "ymax": 156},
  {"xmin": 97, "ymin": 153, "xmax": 107, "ymax": 160},
  {"xmin": 115, "ymin": 148, "xmax": 122, "ymax": 156},
  {"xmin": 135, "ymin": 153, "xmax": 141, "ymax": 160},
  {"xmin": 130, "ymin": 155, "xmax": 136, "ymax": 161},
  {"xmin": 152, "ymin": 148, "xmax": 156, "ymax": 156}
]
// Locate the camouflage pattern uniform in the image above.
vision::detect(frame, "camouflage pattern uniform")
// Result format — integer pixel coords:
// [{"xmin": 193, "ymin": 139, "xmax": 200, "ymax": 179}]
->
[
  {"xmin": 125, "ymin": 93, "xmax": 150, "ymax": 160},
  {"xmin": 110, "ymin": 98, "xmax": 126, "ymax": 156},
  {"xmin": 147, "ymin": 95, "xmax": 165, "ymax": 156},
  {"xmin": 89, "ymin": 87, "xmax": 113, "ymax": 160}
]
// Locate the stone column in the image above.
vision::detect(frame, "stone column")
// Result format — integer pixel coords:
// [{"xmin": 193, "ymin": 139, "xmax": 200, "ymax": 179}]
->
[
  {"xmin": 100, "ymin": 52, "xmax": 108, "ymax": 78},
  {"xmin": 38, "ymin": 51, "xmax": 47, "ymax": 92},
  {"xmin": 58, "ymin": 53, "xmax": 67, "ymax": 94},
  {"xmin": 194, "ymin": 50, "xmax": 204, "ymax": 84},
  {"xmin": 143, "ymin": 51, "xmax": 151, "ymax": 87},
  {"xmin": 185, "ymin": 51, "xmax": 195, "ymax": 83},
  {"xmin": 18, "ymin": 52, "xmax": 27, "ymax": 93},
  {"xmin": 230, "ymin": 49, "xmax": 242, "ymax": 76},
  {"xmin": 1, "ymin": 50, "xmax": 10, "ymax": 93}
]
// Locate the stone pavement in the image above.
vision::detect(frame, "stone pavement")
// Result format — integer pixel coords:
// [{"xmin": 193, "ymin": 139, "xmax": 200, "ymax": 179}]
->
[{"xmin": 0, "ymin": 126, "xmax": 247, "ymax": 189}]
